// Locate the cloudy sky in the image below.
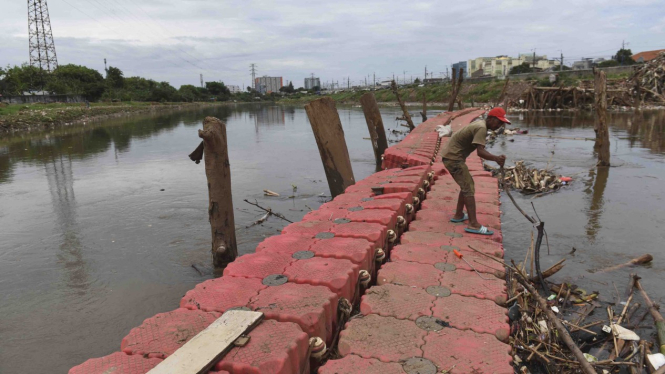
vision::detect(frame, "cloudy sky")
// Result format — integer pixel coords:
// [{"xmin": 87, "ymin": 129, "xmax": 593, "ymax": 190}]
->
[{"xmin": 3, "ymin": 0, "xmax": 664, "ymax": 88}]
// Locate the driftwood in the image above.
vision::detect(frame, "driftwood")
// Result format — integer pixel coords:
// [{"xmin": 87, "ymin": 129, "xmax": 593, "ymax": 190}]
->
[
  {"xmin": 390, "ymin": 80, "xmax": 415, "ymax": 131},
  {"xmin": 243, "ymin": 199, "xmax": 293, "ymax": 224},
  {"xmin": 529, "ymin": 258, "xmax": 565, "ymax": 282},
  {"xmin": 189, "ymin": 141, "xmax": 204, "ymax": 164},
  {"xmin": 634, "ymin": 276, "xmax": 665, "ymax": 354},
  {"xmin": 594, "ymin": 254, "xmax": 653, "ymax": 274}
]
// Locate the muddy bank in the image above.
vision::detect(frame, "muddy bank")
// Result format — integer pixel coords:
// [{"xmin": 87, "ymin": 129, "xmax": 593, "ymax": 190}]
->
[{"xmin": 0, "ymin": 101, "xmax": 233, "ymax": 135}]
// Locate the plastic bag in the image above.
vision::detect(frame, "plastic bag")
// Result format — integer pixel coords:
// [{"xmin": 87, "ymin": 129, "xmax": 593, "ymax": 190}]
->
[{"xmin": 436, "ymin": 124, "xmax": 452, "ymax": 138}]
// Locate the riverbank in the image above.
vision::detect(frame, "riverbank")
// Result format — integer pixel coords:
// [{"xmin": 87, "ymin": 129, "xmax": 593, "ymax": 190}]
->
[{"xmin": 0, "ymin": 101, "xmax": 232, "ymax": 135}]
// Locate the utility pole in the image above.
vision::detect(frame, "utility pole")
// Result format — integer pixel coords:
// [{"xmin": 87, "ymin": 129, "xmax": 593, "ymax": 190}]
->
[
  {"xmin": 424, "ymin": 65, "xmax": 427, "ymax": 82},
  {"xmin": 373, "ymin": 72, "xmax": 375, "ymax": 89},
  {"xmin": 200, "ymin": 74, "xmax": 204, "ymax": 88},
  {"xmin": 104, "ymin": 58, "xmax": 108, "ymax": 78},
  {"xmin": 250, "ymin": 63, "xmax": 257, "ymax": 90},
  {"xmin": 560, "ymin": 51, "xmax": 564, "ymax": 72},
  {"xmin": 531, "ymin": 48, "xmax": 537, "ymax": 70},
  {"xmin": 347, "ymin": 77, "xmax": 350, "ymax": 89},
  {"xmin": 403, "ymin": 70, "xmax": 406, "ymax": 84}
]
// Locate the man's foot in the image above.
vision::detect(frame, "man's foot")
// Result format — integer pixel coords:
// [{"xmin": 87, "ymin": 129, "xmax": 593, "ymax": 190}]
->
[
  {"xmin": 465, "ymin": 225, "xmax": 494, "ymax": 235},
  {"xmin": 450, "ymin": 213, "xmax": 468, "ymax": 223}
]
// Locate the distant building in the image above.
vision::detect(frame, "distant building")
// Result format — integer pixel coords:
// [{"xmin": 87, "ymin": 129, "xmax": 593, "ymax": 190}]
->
[
  {"xmin": 632, "ymin": 49, "xmax": 665, "ymax": 63},
  {"xmin": 572, "ymin": 58, "xmax": 594, "ymax": 70},
  {"xmin": 468, "ymin": 56, "xmax": 528, "ymax": 78},
  {"xmin": 227, "ymin": 85, "xmax": 241, "ymax": 94},
  {"xmin": 423, "ymin": 78, "xmax": 445, "ymax": 84},
  {"xmin": 304, "ymin": 77, "xmax": 321, "ymax": 90},
  {"xmin": 255, "ymin": 76, "xmax": 283, "ymax": 94},
  {"xmin": 451, "ymin": 61, "xmax": 468, "ymax": 78}
]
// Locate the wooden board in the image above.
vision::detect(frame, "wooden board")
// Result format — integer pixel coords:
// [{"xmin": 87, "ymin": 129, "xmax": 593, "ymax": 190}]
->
[{"xmin": 147, "ymin": 310, "xmax": 264, "ymax": 374}]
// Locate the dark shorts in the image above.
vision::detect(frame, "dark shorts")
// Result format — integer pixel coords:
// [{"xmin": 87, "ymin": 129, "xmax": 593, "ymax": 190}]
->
[{"xmin": 442, "ymin": 158, "xmax": 475, "ymax": 197}]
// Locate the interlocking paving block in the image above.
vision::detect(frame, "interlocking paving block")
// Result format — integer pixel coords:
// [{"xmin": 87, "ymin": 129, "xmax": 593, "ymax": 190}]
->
[
  {"xmin": 400, "ymin": 231, "xmax": 451, "ymax": 246},
  {"xmin": 377, "ymin": 261, "xmax": 441, "ymax": 288},
  {"xmin": 282, "ymin": 220, "xmax": 386, "ymax": 249},
  {"xmin": 450, "ymin": 237, "xmax": 504, "ymax": 258},
  {"xmin": 318, "ymin": 354, "xmax": 406, "ymax": 374},
  {"xmin": 284, "ymin": 256, "xmax": 359, "ymax": 300},
  {"xmin": 305, "ymin": 206, "xmax": 398, "ymax": 228},
  {"xmin": 439, "ymin": 269, "xmax": 508, "ymax": 305},
  {"xmin": 223, "ymin": 252, "xmax": 294, "ymax": 279},
  {"xmin": 420, "ymin": 199, "xmax": 458, "ymax": 211},
  {"xmin": 250, "ymin": 282, "xmax": 338, "ymax": 344},
  {"xmin": 347, "ymin": 181, "xmax": 421, "ymax": 197},
  {"xmin": 256, "ymin": 235, "xmax": 314, "ymax": 253},
  {"xmin": 408, "ymin": 219, "xmax": 459, "ymax": 233},
  {"xmin": 180, "ymin": 276, "xmax": 266, "ymax": 312},
  {"xmin": 214, "ymin": 319, "xmax": 310, "ymax": 374},
  {"xmin": 391, "ymin": 243, "xmax": 449, "ymax": 265},
  {"xmin": 422, "ymin": 328, "xmax": 513, "ymax": 374},
  {"xmin": 68, "ymin": 352, "xmax": 163, "ymax": 374},
  {"xmin": 432, "ymin": 294, "xmax": 510, "ymax": 341},
  {"xmin": 121, "ymin": 308, "xmax": 220, "ymax": 358},
  {"xmin": 360, "ymin": 284, "xmax": 435, "ymax": 320},
  {"xmin": 338, "ymin": 314, "xmax": 426, "ymax": 362},
  {"xmin": 445, "ymin": 224, "xmax": 503, "ymax": 244},
  {"xmin": 426, "ymin": 191, "xmax": 499, "ymax": 205},
  {"xmin": 309, "ymin": 237, "xmax": 374, "ymax": 273},
  {"xmin": 446, "ymin": 248, "xmax": 506, "ymax": 278}
]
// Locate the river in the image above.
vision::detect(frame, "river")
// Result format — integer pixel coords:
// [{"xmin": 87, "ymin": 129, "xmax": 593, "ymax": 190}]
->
[{"xmin": 0, "ymin": 104, "xmax": 663, "ymax": 372}]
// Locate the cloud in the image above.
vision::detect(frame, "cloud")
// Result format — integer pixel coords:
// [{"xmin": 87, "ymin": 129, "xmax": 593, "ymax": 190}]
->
[{"xmin": 2, "ymin": 0, "xmax": 663, "ymax": 88}]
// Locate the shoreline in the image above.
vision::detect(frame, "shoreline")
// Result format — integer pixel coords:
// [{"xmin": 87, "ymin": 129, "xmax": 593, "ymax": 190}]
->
[{"xmin": 0, "ymin": 101, "xmax": 235, "ymax": 135}]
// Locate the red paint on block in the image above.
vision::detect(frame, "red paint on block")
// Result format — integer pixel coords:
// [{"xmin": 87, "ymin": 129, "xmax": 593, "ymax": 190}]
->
[
  {"xmin": 180, "ymin": 276, "xmax": 266, "ymax": 312},
  {"xmin": 68, "ymin": 352, "xmax": 162, "ymax": 374},
  {"xmin": 318, "ymin": 354, "xmax": 406, "ymax": 374},
  {"xmin": 284, "ymin": 257, "xmax": 359, "ymax": 301}
]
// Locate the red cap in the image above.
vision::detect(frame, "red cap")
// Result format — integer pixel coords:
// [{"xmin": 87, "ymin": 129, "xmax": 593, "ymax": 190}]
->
[{"xmin": 488, "ymin": 107, "xmax": 511, "ymax": 124}]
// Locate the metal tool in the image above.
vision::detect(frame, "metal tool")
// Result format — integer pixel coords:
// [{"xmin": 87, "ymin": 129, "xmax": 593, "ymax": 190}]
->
[{"xmin": 453, "ymin": 249, "xmax": 491, "ymax": 280}]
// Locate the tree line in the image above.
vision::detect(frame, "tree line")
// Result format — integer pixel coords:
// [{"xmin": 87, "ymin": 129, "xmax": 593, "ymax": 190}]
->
[{"xmin": 0, "ymin": 63, "xmax": 261, "ymax": 102}]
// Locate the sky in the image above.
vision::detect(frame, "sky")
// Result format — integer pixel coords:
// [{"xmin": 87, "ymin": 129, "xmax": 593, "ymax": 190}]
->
[{"xmin": 3, "ymin": 0, "xmax": 665, "ymax": 89}]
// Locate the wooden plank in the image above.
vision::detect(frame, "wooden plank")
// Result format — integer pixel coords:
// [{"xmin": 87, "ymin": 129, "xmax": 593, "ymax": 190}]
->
[
  {"xmin": 147, "ymin": 310, "xmax": 264, "ymax": 374},
  {"xmin": 305, "ymin": 97, "xmax": 356, "ymax": 197}
]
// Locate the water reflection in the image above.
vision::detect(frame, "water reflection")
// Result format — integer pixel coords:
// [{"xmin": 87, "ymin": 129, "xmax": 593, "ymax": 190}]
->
[
  {"xmin": 584, "ymin": 166, "xmax": 609, "ymax": 243},
  {"xmin": 252, "ymin": 105, "xmax": 287, "ymax": 127}
]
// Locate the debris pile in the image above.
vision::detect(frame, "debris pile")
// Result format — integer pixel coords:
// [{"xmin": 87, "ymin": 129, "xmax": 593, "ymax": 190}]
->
[
  {"xmin": 628, "ymin": 52, "xmax": 665, "ymax": 104},
  {"xmin": 489, "ymin": 161, "xmax": 570, "ymax": 195}
]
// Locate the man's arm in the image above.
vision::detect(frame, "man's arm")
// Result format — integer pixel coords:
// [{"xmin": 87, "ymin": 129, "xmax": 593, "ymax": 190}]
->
[{"xmin": 476, "ymin": 145, "xmax": 506, "ymax": 167}]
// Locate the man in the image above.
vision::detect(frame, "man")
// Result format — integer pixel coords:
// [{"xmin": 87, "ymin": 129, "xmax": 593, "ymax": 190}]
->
[{"xmin": 441, "ymin": 107, "xmax": 510, "ymax": 235}]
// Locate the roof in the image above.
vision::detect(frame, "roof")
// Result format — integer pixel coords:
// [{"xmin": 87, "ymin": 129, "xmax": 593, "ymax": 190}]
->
[{"xmin": 632, "ymin": 49, "xmax": 665, "ymax": 62}]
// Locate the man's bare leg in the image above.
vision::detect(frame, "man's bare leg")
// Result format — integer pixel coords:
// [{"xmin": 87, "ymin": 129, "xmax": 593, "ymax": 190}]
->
[
  {"xmin": 452, "ymin": 190, "xmax": 466, "ymax": 220},
  {"xmin": 464, "ymin": 195, "xmax": 481, "ymax": 230}
]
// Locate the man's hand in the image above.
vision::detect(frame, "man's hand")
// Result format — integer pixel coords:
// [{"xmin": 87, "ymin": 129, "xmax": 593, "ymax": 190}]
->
[{"xmin": 496, "ymin": 155, "xmax": 506, "ymax": 167}]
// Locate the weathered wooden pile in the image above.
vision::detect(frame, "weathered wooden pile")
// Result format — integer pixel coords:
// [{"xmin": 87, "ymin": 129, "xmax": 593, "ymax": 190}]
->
[{"xmin": 518, "ymin": 85, "xmax": 633, "ymax": 110}]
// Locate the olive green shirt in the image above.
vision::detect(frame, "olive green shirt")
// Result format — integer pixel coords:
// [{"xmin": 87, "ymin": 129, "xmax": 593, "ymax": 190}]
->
[{"xmin": 441, "ymin": 119, "xmax": 488, "ymax": 161}]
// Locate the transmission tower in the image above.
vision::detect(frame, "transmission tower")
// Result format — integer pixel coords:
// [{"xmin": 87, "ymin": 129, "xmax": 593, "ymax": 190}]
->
[
  {"xmin": 27, "ymin": 0, "xmax": 58, "ymax": 73},
  {"xmin": 250, "ymin": 64, "xmax": 257, "ymax": 90}
]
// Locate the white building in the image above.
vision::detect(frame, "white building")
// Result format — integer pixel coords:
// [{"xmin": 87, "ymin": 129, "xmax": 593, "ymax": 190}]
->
[
  {"xmin": 304, "ymin": 77, "xmax": 321, "ymax": 90},
  {"xmin": 227, "ymin": 85, "xmax": 241, "ymax": 94},
  {"xmin": 255, "ymin": 76, "xmax": 283, "ymax": 94},
  {"xmin": 467, "ymin": 54, "xmax": 560, "ymax": 78}
]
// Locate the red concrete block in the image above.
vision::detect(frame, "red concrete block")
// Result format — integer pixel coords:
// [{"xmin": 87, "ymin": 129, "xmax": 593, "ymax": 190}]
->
[
  {"xmin": 309, "ymin": 237, "xmax": 374, "ymax": 274},
  {"xmin": 305, "ymin": 206, "xmax": 398, "ymax": 228},
  {"xmin": 474, "ymin": 202, "xmax": 501, "ymax": 216},
  {"xmin": 360, "ymin": 283, "xmax": 435, "ymax": 320},
  {"xmin": 180, "ymin": 276, "xmax": 266, "ymax": 312},
  {"xmin": 284, "ymin": 256, "xmax": 360, "ymax": 301},
  {"xmin": 470, "ymin": 170, "xmax": 494, "ymax": 177},
  {"xmin": 318, "ymin": 355, "xmax": 406, "ymax": 374},
  {"xmin": 223, "ymin": 252, "xmax": 294, "ymax": 279},
  {"xmin": 250, "ymin": 282, "xmax": 338, "ymax": 344},
  {"xmin": 214, "ymin": 319, "xmax": 310, "ymax": 374},
  {"xmin": 439, "ymin": 269, "xmax": 507, "ymax": 305},
  {"xmin": 451, "ymin": 237, "xmax": 504, "ymax": 258},
  {"xmin": 282, "ymin": 220, "xmax": 386, "ymax": 249},
  {"xmin": 400, "ymin": 231, "xmax": 451, "ymax": 246},
  {"xmin": 346, "ymin": 181, "xmax": 421, "ymax": 197},
  {"xmin": 256, "ymin": 235, "xmax": 314, "ymax": 253},
  {"xmin": 420, "ymin": 199, "xmax": 457, "ymax": 211},
  {"xmin": 338, "ymin": 314, "xmax": 426, "ymax": 362},
  {"xmin": 408, "ymin": 219, "xmax": 459, "ymax": 234},
  {"xmin": 390, "ymin": 243, "xmax": 449, "ymax": 265},
  {"xmin": 121, "ymin": 308, "xmax": 220, "ymax": 358},
  {"xmin": 377, "ymin": 261, "xmax": 441, "ymax": 288},
  {"xmin": 432, "ymin": 294, "xmax": 510, "ymax": 341},
  {"xmin": 68, "ymin": 352, "xmax": 162, "ymax": 374},
  {"xmin": 422, "ymin": 328, "xmax": 513, "ymax": 374},
  {"xmin": 415, "ymin": 210, "xmax": 501, "ymax": 231}
]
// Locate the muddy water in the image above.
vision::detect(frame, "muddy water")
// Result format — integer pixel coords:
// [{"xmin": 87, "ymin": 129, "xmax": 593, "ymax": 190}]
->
[
  {"xmin": 493, "ymin": 110, "xmax": 665, "ymax": 335},
  {"xmin": 0, "ymin": 105, "xmax": 663, "ymax": 372},
  {"xmin": 0, "ymin": 103, "xmax": 420, "ymax": 373}
]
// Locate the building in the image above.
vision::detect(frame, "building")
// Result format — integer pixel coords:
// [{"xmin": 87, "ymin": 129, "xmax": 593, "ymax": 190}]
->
[
  {"xmin": 451, "ymin": 61, "xmax": 468, "ymax": 79},
  {"xmin": 304, "ymin": 77, "xmax": 321, "ymax": 90},
  {"xmin": 227, "ymin": 85, "xmax": 241, "ymax": 94},
  {"xmin": 255, "ymin": 76, "xmax": 283, "ymax": 94},
  {"xmin": 467, "ymin": 54, "xmax": 560, "ymax": 78},
  {"xmin": 572, "ymin": 58, "xmax": 594, "ymax": 70},
  {"xmin": 632, "ymin": 49, "xmax": 665, "ymax": 63}
]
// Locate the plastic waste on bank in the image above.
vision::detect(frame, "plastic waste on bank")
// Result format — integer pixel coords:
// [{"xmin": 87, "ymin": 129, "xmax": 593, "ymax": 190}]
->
[
  {"xmin": 436, "ymin": 124, "xmax": 452, "ymax": 138},
  {"xmin": 560, "ymin": 176, "xmax": 573, "ymax": 182}
]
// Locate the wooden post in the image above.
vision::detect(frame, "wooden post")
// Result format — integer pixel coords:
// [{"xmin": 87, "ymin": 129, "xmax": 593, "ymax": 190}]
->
[
  {"xmin": 360, "ymin": 92, "xmax": 389, "ymax": 171},
  {"xmin": 448, "ymin": 68, "xmax": 464, "ymax": 111},
  {"xmin": 305, "ymin": 97, "xmax": 356, "ymax": 197},
  {"xmin": 197, "ymin": 117, "xmax": 237, "ymax": 268},
  {"xmin": 420, "ymin": 92, "xmax": 428, "ymax": 122},
  {"xmin": 593, "ymin": 69, "xmax": 611, "ymax": 166},
  {"xmin": 448, "ymin": 68, "xmax": 458, "ymax": 112},
  {"xmin": 497, "ymin": 77, "xmax": 510, "ymax": 106},
  {"xmin": 390, "ymin": 80, "xmax": 415, "ymax": 130}
]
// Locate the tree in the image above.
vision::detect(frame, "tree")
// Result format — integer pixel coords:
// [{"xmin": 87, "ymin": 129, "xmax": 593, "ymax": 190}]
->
[
  {"xmin": 614, "ymin": 48, "xmax": 635, "ymax": 65},
  {"xmin": 47, "ymin": 64, "xmax": 106, "ymax": 101},
  {"xmin": 0, "ymin": 63, "xmax": 44, "ymax": 95},
  {"xmin": 509, "ymin": 62, "xmax": 533, "ymax": 75},
  {"xmin": 279, "ymin": 81, "xmax": 295, "ymax": 93},
  {"xmin": 106, "ymin": 66, "xmax": 124, "ymax": 88},
  {"xmin": 414, "ymin": 78, "xmax": 421, "ymax": 84},
  {"xmin": 205, "ymin": 81, "xmax": 230, "ymax": 101}
]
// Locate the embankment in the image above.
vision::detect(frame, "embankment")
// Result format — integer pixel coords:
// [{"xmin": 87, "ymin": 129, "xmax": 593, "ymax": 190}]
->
[{"xmin": 0, "ymin": 101, "xmax": 231, "ymax": 135}]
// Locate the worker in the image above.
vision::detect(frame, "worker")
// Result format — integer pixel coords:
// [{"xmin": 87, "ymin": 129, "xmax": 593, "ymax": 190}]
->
[{"xmin": 441, "ymin": 107, "xmax": 510, "ymax": 235}]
